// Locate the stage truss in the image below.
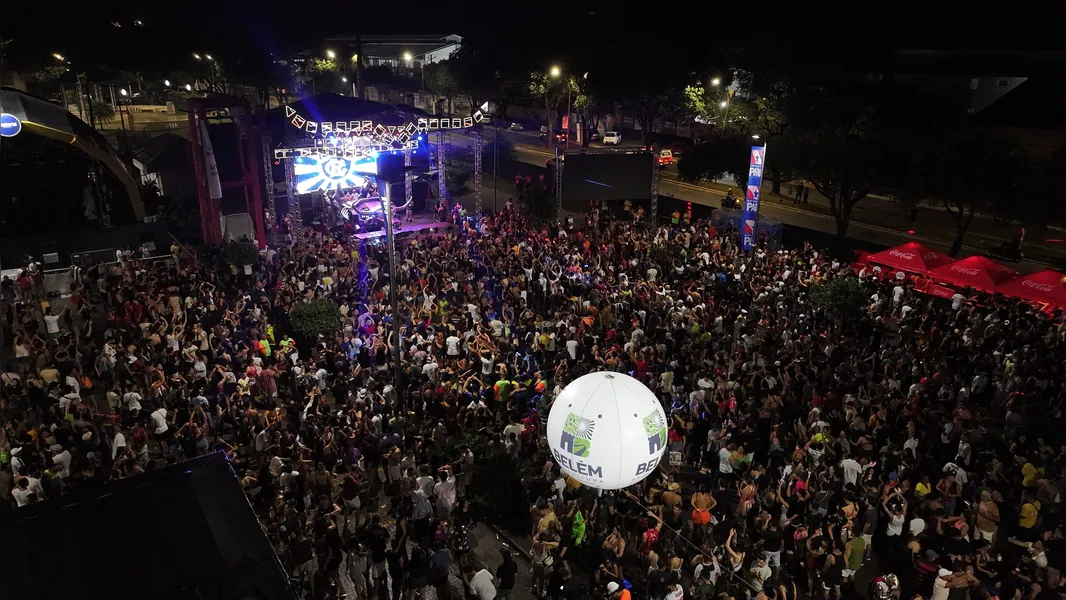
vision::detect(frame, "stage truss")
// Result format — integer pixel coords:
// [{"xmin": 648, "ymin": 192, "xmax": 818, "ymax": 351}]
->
[
  {"xmin": 273, "ymin": 112, "xmax": 500, "ymax": 224},
  {"xmin": 437, "ymin": 130, "xmax": 447, "ymax": 205},
  {"xmin": 473, "ymin": 127, "xmax": 483, "ymax": 215},
  {"xmin": 262, "ymin": 134, "xmax": 277, "ymax": 242}
]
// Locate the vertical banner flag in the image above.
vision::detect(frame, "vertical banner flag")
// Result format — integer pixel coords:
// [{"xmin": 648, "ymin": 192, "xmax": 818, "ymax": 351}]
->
[
  {"xmin": 740, "ymin": 145, "xmax": 766, "ymax": 253},
  {"xmin": 198, "ymin": 118, "xmax": 223, "ymax": 200}
]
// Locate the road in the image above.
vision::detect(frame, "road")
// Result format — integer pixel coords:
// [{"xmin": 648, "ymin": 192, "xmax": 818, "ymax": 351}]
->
[{"xmin": 447, "ymin": 127, "xmax": 1066, "ymax": 270}]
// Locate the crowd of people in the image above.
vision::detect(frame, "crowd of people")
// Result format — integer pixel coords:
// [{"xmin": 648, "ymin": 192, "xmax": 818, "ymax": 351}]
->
[{"xmin": 1, "ymin": 197, "xmax": 1065, "ymax": 600}]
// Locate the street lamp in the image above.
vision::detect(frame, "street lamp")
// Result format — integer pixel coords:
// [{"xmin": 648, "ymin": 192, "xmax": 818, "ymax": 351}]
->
[
  {"xmin": 185, "ymin": 84, "xmax": 192, "ymax": 91},
  {"xmin": 341, "ymin": 76, "xmax": 347, "ymax": 83},
  {"xmin": 550, "ymin": 65, "xmax": 561, "ymax": 78},
  {"xmin": 752, "ymin": 134, "xmax": 761, "ymax": 139},
  {"xmin": 719, "ymin": 100, "xmax": 727, "ymax": 108},
  {"xmin": 120, "ymin": 88, "xmax": 128, "ymax": 96},
  {"xmin": 711, "ymin": 77, "xmax": 721, "ymax": 87},
  {"xmin": 403, "ymin": 51, "xmax": 413, "ymax": 62},
  {"xmin": 52, "ymin": 52, "xmax": 65, "ymax": 61},
  {"xmin": 326, "ymin": 49, "xmax": 336, "ymax": 60},
  {"xmin": 164, "ymin": 79, "xmax": 171, "ymax": 87},
  {"xmin": 193, "ymin": 53, "xmax": 201, "ymax": 60},
  {"xmin": 204, "ymin": 54, "xmax": 213, "ymax": 61}
]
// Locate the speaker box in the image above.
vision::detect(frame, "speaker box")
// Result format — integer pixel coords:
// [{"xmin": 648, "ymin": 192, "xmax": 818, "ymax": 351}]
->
[{"xmin": 377, "ymin": 152, "xmax": 407, "ymax": 185}]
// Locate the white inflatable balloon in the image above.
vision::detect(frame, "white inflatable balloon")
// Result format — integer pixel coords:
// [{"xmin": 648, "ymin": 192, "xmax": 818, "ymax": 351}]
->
[{"xmin": 546, "ymin": 371, "xmax": 669, "ymax": 490}]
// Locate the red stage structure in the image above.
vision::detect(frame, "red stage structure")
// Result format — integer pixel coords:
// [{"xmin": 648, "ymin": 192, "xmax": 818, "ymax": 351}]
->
[{"xmin": 187, "ymin": 97, "xmax": 267, "ymax": 247}]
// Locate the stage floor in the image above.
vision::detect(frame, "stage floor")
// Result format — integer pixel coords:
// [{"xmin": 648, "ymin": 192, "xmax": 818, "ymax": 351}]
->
[{"xmin": 352, "ymin": 214, "xmax": 452, "ymax": 241}]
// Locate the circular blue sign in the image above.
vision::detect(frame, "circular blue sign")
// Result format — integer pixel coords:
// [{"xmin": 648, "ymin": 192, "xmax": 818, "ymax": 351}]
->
[{"xmin": 0, "ymin": 113, "xmax": 22, "ymax": 138}]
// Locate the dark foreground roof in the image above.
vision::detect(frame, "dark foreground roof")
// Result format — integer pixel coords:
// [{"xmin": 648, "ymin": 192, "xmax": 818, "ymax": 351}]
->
[
  {"xmin": 0, "ymin": 453, "xmax": 294, "ymax": 600},
  {"xmin": 976, "ymin": 77, "xmax": 1066, "ymax": 129},
  {"xmin": 132, "ymin": 132, "xmax": 191, "ymax": 172}
]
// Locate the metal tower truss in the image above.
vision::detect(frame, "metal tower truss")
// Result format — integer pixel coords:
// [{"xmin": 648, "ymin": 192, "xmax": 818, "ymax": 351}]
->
[
  {"xmin": 404, "ymin": 145, "xmax": 413, "ymax": 206},
  {"xmin": 262, "ymin": 134, "xmax": 276, "ymax": 242},
  {"xmin": 284, "ymin": 158, "xmax": 303, "ymax": 240},
  {"xmin": 473, "ymin": 126, "xmax": 483, "ymax": 215},
  {"xmin": 436, "ymin": 130, "xmax": 447, "ymax": 204}
]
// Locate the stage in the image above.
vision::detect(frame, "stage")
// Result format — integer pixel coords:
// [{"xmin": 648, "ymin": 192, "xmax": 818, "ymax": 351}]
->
[{"xmin": 351, "ymin": 213, "xmax": 453, "ymax": 241}]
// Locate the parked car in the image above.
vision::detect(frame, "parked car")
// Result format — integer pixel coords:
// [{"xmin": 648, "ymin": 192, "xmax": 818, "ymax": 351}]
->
[
  {"xmin": 509, "ymin": 121, "xmax": 525, "ymax": 131},
  {"xmin": 603, "ymin": 131, "xmax": 622, "ymax": 145},
  {"xmin": 658, "ymin": 149, "xmax": 674, "ymax": 166}
]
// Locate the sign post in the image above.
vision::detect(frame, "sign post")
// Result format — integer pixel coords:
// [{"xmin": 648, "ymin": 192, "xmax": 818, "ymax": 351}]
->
[{"xmin": 740, "ymin": 145, "xmax": 766, "ymax": 253}]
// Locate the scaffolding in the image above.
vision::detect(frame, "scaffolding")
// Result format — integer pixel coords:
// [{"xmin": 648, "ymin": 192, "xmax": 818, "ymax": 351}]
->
[
  {"xmin": 262, "ymin": 134, "xmax": 276, "ymax": 243},
  {"xmin": 404, "ymin": 145, "xmax": 412, "ymax": 206},
  {"xmin": 284, "ymin": 159, "xmax": 302, "ymax": 240},
  {"xmin": 473, "ymin": 127, "xmax": 483, "ymax": 215},
  {"xmin": 436, "ymin": 130, "xmax": 447, "ymax": 204}
]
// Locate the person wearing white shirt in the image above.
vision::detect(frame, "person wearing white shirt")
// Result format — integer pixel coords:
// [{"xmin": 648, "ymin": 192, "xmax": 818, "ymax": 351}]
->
[
  {"xmin": 839, "ymin": 457, "xmax": 863, "ymax": 486},
  {"xmin": 12, "ymin": 477, "xmax": 45, "ymax": 506},
  {"xmin": 112, "ymin": 429, "xmax": 127, "ymax": 460},
  {"xmin": 446, "ymin": 334, "xmax": 461, "ymax": 356},
  {"xmin": 433, "ymin": 466, "xmax": 457, "ymax": 518},
  {"xmin": 421, "ymin": 359, "xmax": 439, "ymax": 383},
  {"xmin": 566, "ymin": 339, "xmax": 578, "ymax": 360},
  {"xmin": 51, "ymin": 445, "xmax": 72, "ymax": 479},
  {"xmin": 718, "ymin": 446, "xmax": 734, "ymax": 474},
  {"xmin": 150, "ymin": 407, "xmax": 171, "ymax": 453},
  {"xmin": 464, "ymin": 567, "xmax": 496, "ymax": 600},
  {"xmin": 951, "ymin": 293, "xmax": 966, "ymax": 311},
  {"xmin": 123, "ymin": 390, "xmax": 143, "ymax": 415}
]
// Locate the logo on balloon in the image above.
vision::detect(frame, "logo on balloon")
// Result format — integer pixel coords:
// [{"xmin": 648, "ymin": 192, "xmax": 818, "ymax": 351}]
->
[
  {"xmin": 642, "ymin": 412, "xmax": 666, "ymax": 455},
  {"xmin": 561, "ymin": 413, "xmax": 595, "ymax": 458}
]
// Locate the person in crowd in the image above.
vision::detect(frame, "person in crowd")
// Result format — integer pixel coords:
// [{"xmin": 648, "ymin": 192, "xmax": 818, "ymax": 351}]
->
[{"xmin": 1, "ymin": 200, "xmax": 1064, "ymax": 600}]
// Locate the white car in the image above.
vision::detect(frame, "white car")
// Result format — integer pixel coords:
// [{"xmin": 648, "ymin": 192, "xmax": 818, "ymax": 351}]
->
[{"xmin": 603, "ymin": 131, "xmax": 622, "ymax": 145}]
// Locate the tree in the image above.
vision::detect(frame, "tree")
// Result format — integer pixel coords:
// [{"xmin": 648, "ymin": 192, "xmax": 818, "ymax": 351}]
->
[
  {"xmin": 797, "ymin": 127, "xmax": 887, "ymax": 237},
  {"xmin": 924, "ymin": 130, "xmax": 1028, "ymax": 256},
  {"xmin": 573, "ymin": 87, "xmax": 608, "ymax": 148},
  {"xmin": 809, "ymin": 276, "xmax": 869, "ymax": 318},
  {"xmin": 529, "ymin": 70, "xmax": 573, "ymax": 147},
  {"xmin": 587, "ymin": 45, "xmax": 697, "ymax": 146},
  {"xmin": 424, "ymin": 61, "xmax": 460, "ymax": 115},
  {"xmin": 290, "ymin": 299, "xmax": 340, "ymax": 342},
  {"xmin": 305, "ymin": 57, "xmax": 340, "ymax": 94},
  {"xmin": 222, "ymin": 238, "xmax": 260, "ymax": 267},
  {"xmin": 482, "ymin": 134, "xmax": 516, "ymax": 163},
  {"xmin": 677, "ymin": 133, "xmax": 751, "ymax": 187},
  {"xmin": 91, "ymin": 100, "xmax": 116, "ymax": 123}
]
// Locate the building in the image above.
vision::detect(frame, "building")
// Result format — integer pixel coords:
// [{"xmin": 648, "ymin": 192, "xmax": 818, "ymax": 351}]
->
[{"xmin": 319, "ymin": 34, "xmax": 462, "ymax": 79}]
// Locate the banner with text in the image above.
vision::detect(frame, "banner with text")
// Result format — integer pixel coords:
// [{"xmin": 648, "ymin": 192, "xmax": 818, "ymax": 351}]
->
[{"xmin": 740, "ymin": 145, "xmax": 766, "ymax": 253}]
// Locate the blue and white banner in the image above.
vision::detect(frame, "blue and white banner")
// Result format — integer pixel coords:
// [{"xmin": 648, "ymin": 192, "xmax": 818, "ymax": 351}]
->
[
  {"xmin": 740, "ymin": 145, "xmax": 766, "ymax": 253},
  {"xmin": 198, "ymin": 118, "xmax": 223, "ymax": 200}
]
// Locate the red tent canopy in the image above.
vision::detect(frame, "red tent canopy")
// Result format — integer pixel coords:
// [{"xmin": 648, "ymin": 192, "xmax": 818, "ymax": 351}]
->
[
  {"xmin": 995, "ymin": 270, "xmax": 1066, "ymax": 306},
  {"xmin": 866, "ymin": 242, "xmax": 953, "ymax": 274},
  {"xmin": 927, "ymin": 255, "xmax": 1020, "ymax": 292}
]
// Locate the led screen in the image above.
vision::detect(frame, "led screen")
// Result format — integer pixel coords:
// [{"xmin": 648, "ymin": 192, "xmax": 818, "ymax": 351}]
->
[
  {"xmin": 562, "ymin": 152, "xmax": 653, "ymax": 206},
  {"xmin": 293, "ymin": 154, "xmax": 377, "ymax": 194}
]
